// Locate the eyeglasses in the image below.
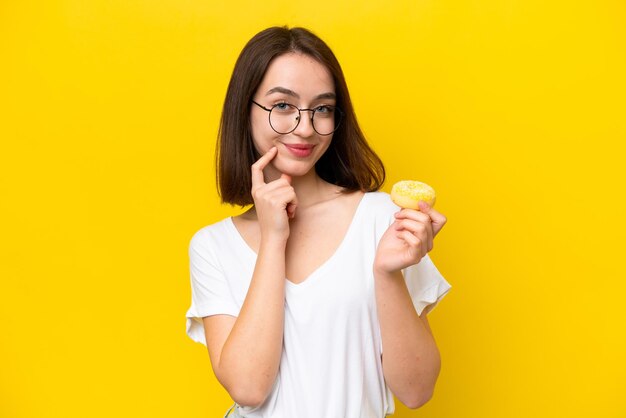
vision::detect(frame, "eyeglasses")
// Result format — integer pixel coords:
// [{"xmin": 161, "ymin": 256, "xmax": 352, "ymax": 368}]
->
[{"xmin": 251, "ymin": 100, "xmax": 343, "ymax": 136}]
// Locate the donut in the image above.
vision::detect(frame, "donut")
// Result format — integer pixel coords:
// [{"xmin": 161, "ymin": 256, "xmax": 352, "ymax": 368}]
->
[{"xmin": 390, "ymin": 180, "xmax": 436, "ymax": 210}]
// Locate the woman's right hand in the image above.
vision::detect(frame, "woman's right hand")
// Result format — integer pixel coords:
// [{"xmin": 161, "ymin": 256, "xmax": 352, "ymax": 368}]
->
[{"xmin": 251, "ymin": 147, "xmax": 298, "ymax": 242}]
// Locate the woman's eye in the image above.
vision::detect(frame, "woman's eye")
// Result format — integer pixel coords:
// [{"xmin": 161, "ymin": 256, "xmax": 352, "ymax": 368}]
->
[
  {"xmin": 274, "ymin": 102, "xmax": 292, "ymax": 111},
  {"xmin": 315, "ymin": 105, "xmax": 334, "ymax": 115}
]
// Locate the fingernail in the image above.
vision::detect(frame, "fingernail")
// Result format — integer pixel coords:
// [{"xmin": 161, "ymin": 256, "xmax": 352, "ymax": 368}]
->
[{"xmin": 418, "ymin": 201, "xmax": 429, "ymax": 210}]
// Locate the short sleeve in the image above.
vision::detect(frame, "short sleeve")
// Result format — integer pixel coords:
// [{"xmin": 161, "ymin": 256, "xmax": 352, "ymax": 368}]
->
[
  {"xmin": 185, "ymin": 228, "xmax": 239, "ymax": 346},
  {"xmin": 402, "ymin": 254, "xmax": 452, "ymax": 316}
]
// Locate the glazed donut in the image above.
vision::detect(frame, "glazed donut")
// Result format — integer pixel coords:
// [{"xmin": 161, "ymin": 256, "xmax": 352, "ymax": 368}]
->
[{"xmin": 390, "ymin": 180, "xmax": 436, "ymax": 210}]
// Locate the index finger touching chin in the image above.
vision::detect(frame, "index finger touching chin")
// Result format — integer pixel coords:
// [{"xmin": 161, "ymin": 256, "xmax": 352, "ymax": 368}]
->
[{"xmin": 251, "ymin": 146, "xmax": 277, "ymax": 186}]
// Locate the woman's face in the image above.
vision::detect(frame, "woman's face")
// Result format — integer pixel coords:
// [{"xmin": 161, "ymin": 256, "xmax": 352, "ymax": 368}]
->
[{"xmin": 250, "ymin": 52, "xmax": 336, "ymax": 179}]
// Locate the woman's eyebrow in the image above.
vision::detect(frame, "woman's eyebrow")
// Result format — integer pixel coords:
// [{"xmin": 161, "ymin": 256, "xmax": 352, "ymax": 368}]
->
[
  {"xmin": 314, "ymin": 92, "xmax": 336, "ymax": 100},
  {"xmin": 266, "ymin": 87, "xmax": 299, "ymax": 98},
  {"xmin": 265, "ymin": 87, "xmax": 336, "ymax": 100}
]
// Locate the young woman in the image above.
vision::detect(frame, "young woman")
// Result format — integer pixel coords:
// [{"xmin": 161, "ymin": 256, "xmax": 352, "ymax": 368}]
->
[{"xmin": 185, "ymin": 26, "xmax": 452, "ymax": 418}]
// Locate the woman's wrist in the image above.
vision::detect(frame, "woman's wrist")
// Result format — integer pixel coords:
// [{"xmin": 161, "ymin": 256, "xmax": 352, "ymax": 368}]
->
[
  {"xmin": 260, "ymin": 233, "xmax": 288, "ymax": 249},
  {"xmin": 373, "ymin": 265, "xmax": 403, "ymax": 282}
]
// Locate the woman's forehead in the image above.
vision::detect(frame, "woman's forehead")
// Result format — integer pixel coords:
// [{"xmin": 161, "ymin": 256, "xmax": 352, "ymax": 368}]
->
[{"xmin": 257, "ymin": 53, "xmax": 335, "ymax": 98}]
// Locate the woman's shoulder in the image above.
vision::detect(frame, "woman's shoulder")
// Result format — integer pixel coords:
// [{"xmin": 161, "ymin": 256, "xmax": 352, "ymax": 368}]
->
[
  {"xmin": 363, "ymin": 190, "xmax": 399, "ymax": 213},
  {"xmin": 189, "ymin": 216, "xmax": 234, "ymax": 251},
  {"xmin": 357, "ymin": 191, "xmax": 401, "ymax": 228},
  {"xmin": 354, "ymin": 191, "xmax": 400, "ymax": 236}
]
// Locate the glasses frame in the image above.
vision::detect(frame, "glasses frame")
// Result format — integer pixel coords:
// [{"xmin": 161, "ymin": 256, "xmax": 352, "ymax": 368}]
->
[{"xmin": 251, "ymin": 100, "xmax": 343, "ymax": 136}]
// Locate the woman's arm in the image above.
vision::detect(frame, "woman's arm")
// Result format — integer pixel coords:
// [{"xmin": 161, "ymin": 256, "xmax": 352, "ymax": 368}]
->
[
  {"xmin": 374, "ymin": 268, "xmax": 441, "ymax": 408},
  {"xmin": 203, "ymin": 147, "xmax": 297, "ymax": 408},
  {"xmin": 204, "ymin": 237, "xmax": 287, "ymax": 407},
  {"xmin": 373, "ymin": 201, "xmax": 447, "ymax": 408}
]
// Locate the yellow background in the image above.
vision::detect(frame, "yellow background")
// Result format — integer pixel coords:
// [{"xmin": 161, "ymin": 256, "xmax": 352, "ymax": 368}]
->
[{"xmin": 1, "ymin": 0, "xmax": 625, "ymax": 417}]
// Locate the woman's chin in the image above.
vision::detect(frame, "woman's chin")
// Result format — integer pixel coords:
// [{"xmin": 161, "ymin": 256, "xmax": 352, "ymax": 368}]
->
[{"xmin": 273, "ymin": 160, "xmax": 315, "ymax": 178}]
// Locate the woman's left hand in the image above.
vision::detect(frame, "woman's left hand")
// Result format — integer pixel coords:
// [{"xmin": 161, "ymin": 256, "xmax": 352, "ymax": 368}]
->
[{"xmin": 374, "ymin": 201, "xmax": 447, "ymax": 275}]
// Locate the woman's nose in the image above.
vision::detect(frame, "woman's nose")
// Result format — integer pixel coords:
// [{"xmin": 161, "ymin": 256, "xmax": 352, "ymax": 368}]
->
[{"xmin": 293, "ymin": 111, "xmax": 315, "ymax": 136}]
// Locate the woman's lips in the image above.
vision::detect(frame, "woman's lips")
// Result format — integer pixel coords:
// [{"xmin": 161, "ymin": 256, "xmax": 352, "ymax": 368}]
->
[{"xmin": 283, "ymin": 143, "xmax": 315, "ymax": 158}]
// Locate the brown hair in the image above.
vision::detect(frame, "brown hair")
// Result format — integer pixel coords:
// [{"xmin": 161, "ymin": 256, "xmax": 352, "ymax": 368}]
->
[{"xmin": 216, "ymin": 26, "xmax": 385, "ymax": 206}]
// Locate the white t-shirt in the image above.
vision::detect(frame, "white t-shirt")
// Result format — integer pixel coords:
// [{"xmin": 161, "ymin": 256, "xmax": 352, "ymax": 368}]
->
[{"xmin": 185, "ymin": 191, "xmax": 452, "ymax": 418}]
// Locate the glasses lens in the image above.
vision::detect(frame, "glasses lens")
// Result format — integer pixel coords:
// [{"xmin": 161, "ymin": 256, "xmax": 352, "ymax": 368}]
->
[
  {"xmin": 312, "ymin": 106, "xmax": 341, "ymax": 135},
  {"xmin": 269, "ymin": 104, "xmax": 299, "ymax": 134}
]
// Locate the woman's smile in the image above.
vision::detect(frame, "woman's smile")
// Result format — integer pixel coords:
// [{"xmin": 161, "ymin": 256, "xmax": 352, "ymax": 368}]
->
[{"xmin": 282, "ymin": 142, "xmax": 316, "ymax": 158}]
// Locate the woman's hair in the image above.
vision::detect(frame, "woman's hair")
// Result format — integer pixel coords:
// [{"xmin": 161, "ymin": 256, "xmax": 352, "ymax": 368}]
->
[{"xmin": 217, "ymin": 26, "xmax": 385, "ymax": 206}]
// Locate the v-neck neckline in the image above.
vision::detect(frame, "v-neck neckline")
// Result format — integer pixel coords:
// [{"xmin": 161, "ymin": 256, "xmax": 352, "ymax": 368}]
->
[{"xmin": 227, "ymin": 192, "xmax": 368, "ymax": 288}]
